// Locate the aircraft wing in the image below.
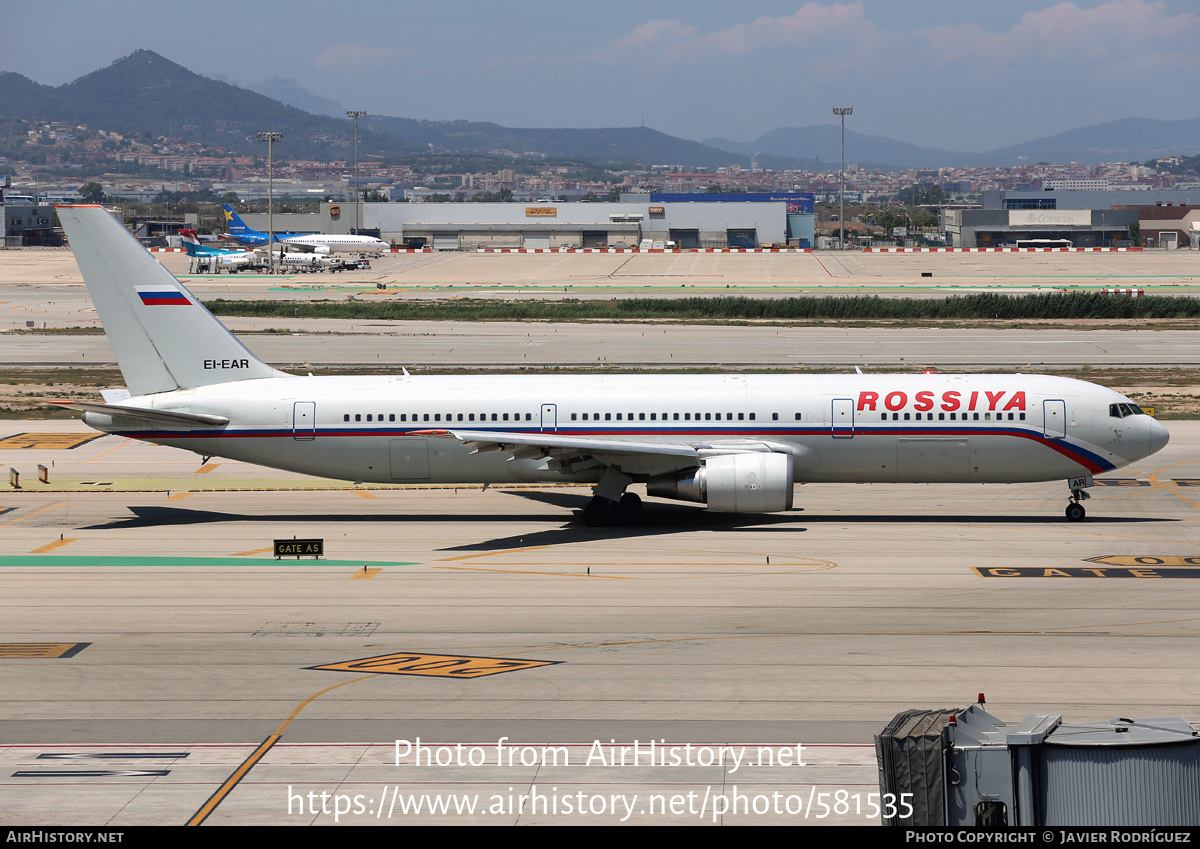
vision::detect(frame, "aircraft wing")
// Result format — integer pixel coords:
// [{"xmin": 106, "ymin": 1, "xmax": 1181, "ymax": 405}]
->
[
  {"xmin": 277, "ymin": 240, "xmax": 317, "ymax": 252},
  {"xmin": 415, "ymin": 428, "xmax": 700, "ymax": 460},
  {"xmin": 412, "ymin": 428, "xmax": 796, "ymax": 478}
]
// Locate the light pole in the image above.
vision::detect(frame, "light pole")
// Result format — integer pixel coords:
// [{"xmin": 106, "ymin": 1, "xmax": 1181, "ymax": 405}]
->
[
  {"xmin": 347, "ymin": 110, "xmax": 366, "ymax": 234},
  {"xmin": 832, "ymin": 107, "xmax": 852, "ymax": 250},
  {"xmin": 257, "ymin": 131, "xmax": 282, "ymax": 273}
]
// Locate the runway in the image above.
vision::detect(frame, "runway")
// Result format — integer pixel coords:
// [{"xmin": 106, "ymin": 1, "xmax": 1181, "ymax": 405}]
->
[{"xmin": 2, "ymin": 418, "xmax": 1198, "ymax": 824}]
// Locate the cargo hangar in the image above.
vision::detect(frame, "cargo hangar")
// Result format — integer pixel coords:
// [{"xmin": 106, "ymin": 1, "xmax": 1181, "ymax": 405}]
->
[{"xmin": 243, "ymin": 192, "xmax": 816, "ymax": 251}]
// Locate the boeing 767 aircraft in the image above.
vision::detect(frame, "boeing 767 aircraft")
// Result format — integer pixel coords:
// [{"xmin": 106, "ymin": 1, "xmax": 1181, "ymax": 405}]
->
[{"xmin": 55, "ymin": 205, "xmax": 1168, "ymax": 525}]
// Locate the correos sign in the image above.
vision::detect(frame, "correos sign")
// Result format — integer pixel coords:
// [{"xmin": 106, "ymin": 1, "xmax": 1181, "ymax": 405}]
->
[{"xmin": 1009, "ymin": 210, "xmax": 1091, "ymax": 227}]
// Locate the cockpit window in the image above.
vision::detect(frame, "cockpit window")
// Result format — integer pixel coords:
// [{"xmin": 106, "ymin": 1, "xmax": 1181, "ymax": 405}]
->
[{"xmin": 1109, "ymin": 403, "xmax": 1145, "ymax": 418}]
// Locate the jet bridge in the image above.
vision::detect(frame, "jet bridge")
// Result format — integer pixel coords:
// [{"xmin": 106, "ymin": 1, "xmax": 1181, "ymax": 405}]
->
[{"xmin": 876, "ymin": 699, "xmax": 1200, "ymax": 826}]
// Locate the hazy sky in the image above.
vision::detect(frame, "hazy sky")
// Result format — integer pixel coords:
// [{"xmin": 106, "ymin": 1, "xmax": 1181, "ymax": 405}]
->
[{"xmin": 5, "ymin": 1, "xmax": 1198, "ymax": 151}]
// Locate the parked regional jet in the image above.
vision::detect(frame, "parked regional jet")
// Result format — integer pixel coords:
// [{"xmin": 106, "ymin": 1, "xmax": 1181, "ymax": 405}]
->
[
  {"xmin": 56, "ymin": 205, "xmax": 1168, "ymax": 525},
  {"xmin": 179, "ymin": 229, "xmax": 260, "ymax": 272},
  {"xmin": 222, "ymin": 203, "xmax": 387, "ymax": 255}
]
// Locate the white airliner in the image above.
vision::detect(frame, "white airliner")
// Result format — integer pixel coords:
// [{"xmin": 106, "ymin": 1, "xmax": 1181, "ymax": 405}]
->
[
  {"xmin": 222, "ymin": 204, "xmax": 387, "ymax": 255},
  {"xmin": 56, "ymin": 205, "xmax": 1169, "ymax": 525}
]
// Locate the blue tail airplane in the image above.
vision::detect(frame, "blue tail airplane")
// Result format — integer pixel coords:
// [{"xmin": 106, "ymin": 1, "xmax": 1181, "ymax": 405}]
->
[{"xmin": 222, "ymin": 203, "xmax": 387, "ymax": 255}]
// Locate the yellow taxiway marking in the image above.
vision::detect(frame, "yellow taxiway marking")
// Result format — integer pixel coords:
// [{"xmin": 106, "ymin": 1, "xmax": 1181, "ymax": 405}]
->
[
  {"xmin": 351, "ymin": 568, "xmax": 382, "ymax": 579},
  {"xmin": 0, "ymin": 433, "xmax": 102, "ymax": 450},
  {"xmin": 275, "ymin": 676, "xmax": 377, "ymax": 736},
  {"xmin": 30, "ymin": 538, "xmax": 77, "ymax": 554},
  {"xmin": 352, "ymin": 490, "xmax": 378, "ymax": 499},
  {"xmin": 187, "ymin": 734, "xmax": 281, "ymax": 827},
  {"xmin": 1, "ymin": 501, "xmax": 68, "ymax": 527},
  {"xmin": 311, "ymin": 651, "xmax": 559, "ymax": 678},
  {"xmin": 194, "ymin": 463, "xmax": 220, "ymax": 474},
  {"xmin": 438, "ymin": 545, "xmax": 551, "ymax": 561},
  {"xmin": 1149, "ymin": 461, "xmax": 1200, "ymax": 513},
  {"xmin": 0, "ymin": 642, "xmax": 89, "ymax": 658},
  {"xmin": 232, "ymin": 546, "xmax": 274, "ymax": 556},
  {"xmin": 437, "ymin": 565, "xmax": 634, "ymax": 579},
  {"xmin": 1087, "ymin": 555, "xmax": 1200, "ymax": 567},
  {"xmin": 167, "ymin": 492, "xmax": 191, "ymax": 501},
  {"xmin": 84, "ymin": 438, "xmax": 135, "ymax": 463}
]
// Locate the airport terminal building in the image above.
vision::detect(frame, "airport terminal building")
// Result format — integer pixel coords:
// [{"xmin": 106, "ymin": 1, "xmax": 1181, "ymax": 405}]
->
[
  {"xmin": 942, "ymin": 189, "xmax": 1200, "ymax": 249},
  {"xmin": 244, "ymin": 193, "xmax": 815, "ymax": 251}
]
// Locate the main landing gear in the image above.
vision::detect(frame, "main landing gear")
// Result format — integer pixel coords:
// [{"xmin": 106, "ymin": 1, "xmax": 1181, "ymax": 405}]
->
[
  {"xmin": 1065, "ymin": 478, "xmax": 1092, "ymax": 522},
  {"xmin": 582, "ymin": 493, "xmax": 642, "ymax": 527}
]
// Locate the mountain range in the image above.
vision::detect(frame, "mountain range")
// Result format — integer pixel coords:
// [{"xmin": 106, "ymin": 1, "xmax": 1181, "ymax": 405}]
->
[{"xmin": 1, "ymin": 50, "xmax": 1196, "ymax": 171}]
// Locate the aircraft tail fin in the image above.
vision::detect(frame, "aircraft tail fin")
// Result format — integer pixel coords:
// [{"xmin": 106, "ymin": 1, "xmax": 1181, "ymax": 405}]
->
[
  {"xmin": 221, "ymin": 203, "xmax": 257, "ymax": 238},
  {"xmin": 179, "ymin": 228, "xmax": 204, "ymax": 256},
  {"xmin": 57, "ymin": 205, "xmax": 288, "ymax": 396}
]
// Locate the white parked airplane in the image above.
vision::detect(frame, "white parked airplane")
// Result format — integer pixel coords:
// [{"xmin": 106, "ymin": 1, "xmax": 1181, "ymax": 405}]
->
[
  {"xmin": 222, "ymin": 204, "xmax": 387, "ymax": 255},
  {"xmin": 56, "ymin": 205, "xmax": 1169, "ymax": 525}
]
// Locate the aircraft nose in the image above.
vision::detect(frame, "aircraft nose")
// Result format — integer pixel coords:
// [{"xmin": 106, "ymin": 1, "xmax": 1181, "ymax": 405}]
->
[{"xmin": 1149, "ymin": 418, "xmax": 1170, "ymax": 455}]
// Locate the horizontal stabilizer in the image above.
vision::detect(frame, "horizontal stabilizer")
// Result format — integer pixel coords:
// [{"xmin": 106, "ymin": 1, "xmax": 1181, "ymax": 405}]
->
[{"xmin": 49, "ymin": 401, "xmax": 229, "ymax": 427}]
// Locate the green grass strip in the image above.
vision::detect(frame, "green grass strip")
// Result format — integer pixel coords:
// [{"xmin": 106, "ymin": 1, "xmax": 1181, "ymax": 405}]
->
[
  {"xmin": 0, "ymin": 555, "xmax": 418, "ymax": 567},
  {"xmin": 204, "ymin": 292, "xmax": 1200, "ymax": 322}
]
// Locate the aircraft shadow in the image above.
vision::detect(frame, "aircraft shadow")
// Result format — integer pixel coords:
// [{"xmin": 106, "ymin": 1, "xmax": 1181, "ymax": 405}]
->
[{"xmin": 81, "ymin": 502, "xmax": 1172, "ymax": 555}]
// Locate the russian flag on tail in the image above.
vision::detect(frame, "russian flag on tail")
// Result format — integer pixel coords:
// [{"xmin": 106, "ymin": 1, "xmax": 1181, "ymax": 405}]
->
[{"xmin": 137, "ymin": 288, "xmax": 190, "ymax": 306}]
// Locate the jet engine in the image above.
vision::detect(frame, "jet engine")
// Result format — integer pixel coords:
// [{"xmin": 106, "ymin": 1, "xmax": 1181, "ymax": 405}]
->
[{"xmin": 646, "ymin": 452, "xmax": 794, "ymax": 513}]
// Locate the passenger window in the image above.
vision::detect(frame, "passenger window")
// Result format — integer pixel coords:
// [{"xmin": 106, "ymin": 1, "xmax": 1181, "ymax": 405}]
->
[
  {"xmin": 458, "ymin": 414, "xmax": 464, "ymax": 421},
  {"xmin": 503, "ymin": 414, "xmax": 509, "ymax": 421},
  {"xmin": 570, "ymin": 413, "xmax": 577, "ymax": 421},
  {"xmin": 390, "ymin": 414, "xmax": 396, "ymax": 422},
  {"xmin": 684, "ymin": 413, "xmax": 691, "ymax": 420},
  {"xmin": 704, "ymin": 413, "xmax": 711, "ymax": 421},
  {"xmin": 355, "ymin": 414, "xmax": 361, "ymax": 422},
  {"xmin": 772, "ymin": 413, "xmax": 779, "ymax": 421},
  {"xmin": 616, "ymin": 413, "xmax": 622, "ymax": 420},
  {"xmin": 674, "ymin": 413, "xmax": 680, "ymax": 421},
  {"xmin": 639, "ymin": 413, "xmax": 646, "ymax": 421},
  {"xmin": 605, "ymin": 413, "xmax": 612, "ymax": 421},
  {"xmin": 749, "ymin": 413, "xmax": 755, "ymax": 421},
  {"xmin": 367, "ymin": 414, "xmax": 372, "ymax": 422}
]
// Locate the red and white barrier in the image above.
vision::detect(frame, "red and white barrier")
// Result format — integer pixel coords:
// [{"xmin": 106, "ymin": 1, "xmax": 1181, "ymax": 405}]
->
[{"xmin": 864, "ymin": 246, "xmax": 1142, "ymax": 253}]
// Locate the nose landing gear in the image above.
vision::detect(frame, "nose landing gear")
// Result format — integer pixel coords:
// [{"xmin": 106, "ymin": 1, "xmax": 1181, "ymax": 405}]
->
[{"xmin": 1065, "ymin": 475, "xmax": 1093, "ymax": 522}]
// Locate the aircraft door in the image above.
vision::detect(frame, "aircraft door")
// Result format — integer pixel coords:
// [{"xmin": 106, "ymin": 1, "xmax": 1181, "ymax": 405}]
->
[
  {"xmin": 292, "ymin": 401, "xmax": 316, "ymax": 440},
  {"xmin": 831, "ymin": 398, "xmax": 854, "ymax": 438},
  {"xmin": 540, "ymin": 404, "xmax": 557, "ymax": 433},
  {"xmin": 1043, "ymin": 399, "xmax": 1066, "ymax": 439}
]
